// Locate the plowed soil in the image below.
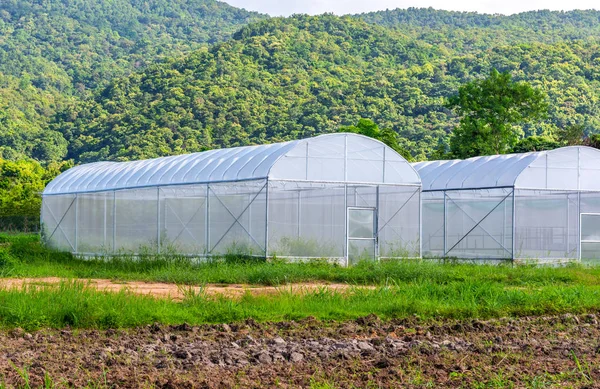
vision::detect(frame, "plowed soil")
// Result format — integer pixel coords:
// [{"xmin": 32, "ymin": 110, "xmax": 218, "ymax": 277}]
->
[
  {"xmin": 2, "ymin": 313, "xmax": 600, "ymax": 388},
  {"xmin": 0, "ymin": 278, "xmax": 371, "ymax": 299}
]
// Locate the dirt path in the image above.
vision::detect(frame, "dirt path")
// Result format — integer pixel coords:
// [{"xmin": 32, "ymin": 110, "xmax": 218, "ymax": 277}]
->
[{"xmin": 0, "ymin": 277, "xmax": 371, "ymax": 299}]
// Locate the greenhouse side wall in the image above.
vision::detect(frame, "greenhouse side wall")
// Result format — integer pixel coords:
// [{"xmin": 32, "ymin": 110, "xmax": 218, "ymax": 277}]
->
[
  {"xmin": 42, "ymin": 179, "xmax": 268, "ymax": 257},
  {"xmin": 421, "ymin": 188, "xmax": 514, "ymax": 260},
  {"xmin": 513, "ymin": 189, "xmax": 579, "ymax": 262}
]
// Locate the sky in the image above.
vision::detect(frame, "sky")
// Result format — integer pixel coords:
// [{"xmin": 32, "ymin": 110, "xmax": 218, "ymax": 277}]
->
[{"xmin": 224, "ymin": 0, "xmax": 598, "ymax": 16}]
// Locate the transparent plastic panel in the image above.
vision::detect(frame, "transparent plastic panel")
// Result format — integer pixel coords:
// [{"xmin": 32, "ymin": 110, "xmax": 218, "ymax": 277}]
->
[
  {"xmin": 444, "ymin": 189, "xmax": 513, "ymax": 259},
  {"xmin": 306, "ymin": 137, "xmax": 345, "ymax": 182},
  {"xmin": 378, "ymin": 186, "xmax": 421, "ymax": 258},
  {"xmin": 41, "ymin": 194, "xmax": 77, "ymax": 252},
  {"xmin": 547, "ymin": 148, "xmax": 579, "ymax": 190},
  {"xmin": 581, "ymin": 214, "xmax": 600, "ymax": 242},
  {"xmin": 115, "ymin": 188, "xmax": 158, "ymax": 253},
  {"xmin": 346, "ymin": 136, "xmax": 384, "ymax": 183},
  {"xmin": 208, "ymin": 180, "xmax": 266, "ymax": 256},
  {"xmin": 77, "ymin": 192, "xmax": 114, "ymax": 254},
  {"xmin": 579, "ymin": 148, "xmax": 600, "ymax": 191},
  {"xmin": 421, "ymin": 191, "xmax": 444, "ymax": 258},
  {"xmin": 348, "ymin": 239, "xmax": 376, "ymax": 265},
  {"xmin": 346, "ymin": 185, "xmax": 377, "ymax": 208},
  {"xmin": 268, "ymin": 181, "xmax": 345, "ymax": 258},
  {"xmin": 348, "ymin": 209, "xmax": 375, "ymax": 239},
  {"xmin": 160, "ymin": 185, "xmax": 207, "ymax": 255},
  {"xmin": 582, "ymin": 243, "xmax": 600, "ymax": 262},
  {"xmin": 514, "ymin": 190, "xmax": 579, "ymax": 260}
]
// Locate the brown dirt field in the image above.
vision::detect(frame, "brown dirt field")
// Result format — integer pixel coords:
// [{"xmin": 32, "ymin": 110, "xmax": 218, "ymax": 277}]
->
[
  {"xmin": 0, "ymin": 277, "xmax": 372, "ymax": 299},
  {"xmin": 2, "ymin": 314, "xmax": 600, "ymax": 388}
]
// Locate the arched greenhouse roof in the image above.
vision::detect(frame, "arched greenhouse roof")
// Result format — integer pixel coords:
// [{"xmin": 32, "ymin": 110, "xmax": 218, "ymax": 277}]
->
[
  {"xmin": 44, "ymin": 133, "xmax": 421, "ymax": 195},
  {"xmin": 413, "ymin": 146, "xmax": 600, "ymax": 192}
]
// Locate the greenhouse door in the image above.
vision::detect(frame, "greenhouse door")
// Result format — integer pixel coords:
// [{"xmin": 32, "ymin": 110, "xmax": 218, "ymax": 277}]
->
[
  {"xmin": 347, "ymin": 207, "xmax": 377, "ymax": 266},
  {"xmin": 581, "ymin": 213, "xmax": 600, "ymax": 262}
]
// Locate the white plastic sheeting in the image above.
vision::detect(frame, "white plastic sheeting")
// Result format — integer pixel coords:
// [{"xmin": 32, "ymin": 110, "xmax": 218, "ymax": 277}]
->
[
  {"xmin": 413, "ymin": 146, "xmax": 600, "ymax": 191},
  {"xmin": 415, "ymin": 146, "xmax": 600, "ymax": 262},
  {"xmin": 45, "ymin": 133, "xmax": 420, "ymax": 195},
  {"xmin": 42, "ymin": 133, "xmax": 421, "ymax": 263}
]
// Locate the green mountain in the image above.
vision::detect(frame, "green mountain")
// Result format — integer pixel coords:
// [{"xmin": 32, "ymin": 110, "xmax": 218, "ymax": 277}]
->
[
  {"xmin": 54, "ymin": 13, "xmax": 600, "ymax": 162},
  {"xmin": 0, "ymin": 0, "xmax": 265, "ymax": 161},
  {"xmin": 359, "ymin": 8, "xmax": 600, "ymax": 50}
]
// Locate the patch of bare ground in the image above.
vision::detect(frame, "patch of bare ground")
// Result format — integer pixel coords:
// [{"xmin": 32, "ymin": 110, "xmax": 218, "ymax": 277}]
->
[
  {"xmin": 0, "ymin": 278, "xmax": 373, "ymax": 299},
  {"xmin": 1, "ymin": 313, "xmax": 600, "ymax": 388}
]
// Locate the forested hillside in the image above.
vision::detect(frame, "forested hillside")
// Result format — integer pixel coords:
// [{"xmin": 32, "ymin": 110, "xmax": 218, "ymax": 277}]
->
[
  {"xmin": 2, "ymin": 4, "xmax": 600, "ymax": 164},
  {"xmin": 359, "ymin": 8, "xmax": 600, "ymax": 50},
  {"xmin": 55, "ymin": 14, "xmax": 600, "ymax": 162},
  {"xmin": 0, "ymin": 0, "xmax": 265, "ymax": 161}
]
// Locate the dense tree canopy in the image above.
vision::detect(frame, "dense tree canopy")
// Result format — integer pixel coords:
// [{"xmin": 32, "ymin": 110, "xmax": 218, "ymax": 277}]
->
[
  {"xmin": 0, "ymin": 0, "xmax": 265, "ymax": 162},
  {"xmin": 0, "ymin": 5, "xmax": 599, "ymax": 165},
  {"xmin": 448, "ymin": 69, "xmax": 548, "ymax": 158},
  {"xmin": 51, "ymin": 13, "xmax": 600, "ymax": 163}
]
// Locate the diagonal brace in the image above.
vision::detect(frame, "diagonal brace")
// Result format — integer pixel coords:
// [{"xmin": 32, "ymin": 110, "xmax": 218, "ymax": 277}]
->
[
  {"xmin": 209, "ymin": 183, "xmax": 267, "ymax": 254},
  {"xmin": 46, "ymin": 197, "xmax": 76, "ymax": 251},
  {"xmin": 445, "ymin": 191, "xmax": 513, "ymax": 256}
]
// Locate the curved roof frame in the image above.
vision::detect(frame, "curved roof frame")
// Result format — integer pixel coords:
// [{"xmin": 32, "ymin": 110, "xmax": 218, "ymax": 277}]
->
[
  {"xmin": 44, "ymin": 133, "xmax": 421, "ymax": 196},
  {"xmin": 413, "ymin": 146, "xmax": 600, "ymax": 192}
]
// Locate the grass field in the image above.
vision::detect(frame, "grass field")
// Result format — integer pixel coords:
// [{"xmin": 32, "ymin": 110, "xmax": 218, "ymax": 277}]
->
[{"xmin": 0, "ymin": 233, "xmax": 600, "ymax": 330}]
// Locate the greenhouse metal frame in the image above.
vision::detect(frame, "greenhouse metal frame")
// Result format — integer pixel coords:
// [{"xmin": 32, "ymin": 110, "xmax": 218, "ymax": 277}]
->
[
  {"xmin": 413, "ymin": 146, "xmax": 600, "ymax": 262},
  {"xmin": 42, "ymin": 133, "xmax": 422, "ymax": 265}
]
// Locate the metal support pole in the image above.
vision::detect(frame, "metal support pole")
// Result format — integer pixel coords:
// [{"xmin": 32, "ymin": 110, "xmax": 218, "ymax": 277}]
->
[
  {"xmin": 567, "ymin": 194, "xmax": 570, "ymax": 255},
  {"xmin": 419, "ymin": 189, "xmax": 423, "ymax": 259},
  {"xmin": 344, "ymin": 184, "xmax": 348, "ymax": 266},
  {"xmin": 74, "ymin": 194, "xmax": 78, "ymax": 254},
  {"xmin": 157, "ymin": 187, "xmax": 161, "ymax": 254},
  {"xmin": 344, "ymin": 135, "xmax": 348, "ymax": 266},
  {"xmin": 113, "ymin": 191, "xmax": 116, "ymax": 253},
  {"xmin": 205, "ymin": 185, "xmax": 210, "ymax": 255},
  {"xmin": 264, "ymin": 180, "xmax": 269, "ymax": 258},
  {"xmin": 578, "ymin": 191, "xmax": 582, "ymax": 261},
  {"xmin": 375, "ymin": 185, "xmax": 380, "ymax": 260},
  {"xmin": 443, "ymin": 191, "xmax": 447, "ymax": 258},
  {"xmin": 103, "ymin": 194, "xmax": 107, "ymax": 249},
  {"xmin": 512, "ymin": 189, "xmax": 516, "ymax": 261},
  {"xmin": 297, "ymin": 190, "xmax": 301, "ymax": 238}
]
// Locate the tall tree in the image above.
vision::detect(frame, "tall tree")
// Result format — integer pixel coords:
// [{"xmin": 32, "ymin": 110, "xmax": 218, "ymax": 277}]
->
[{"xmin": 448, "ymin": 69, "xmax": 548, "ymax": 158}]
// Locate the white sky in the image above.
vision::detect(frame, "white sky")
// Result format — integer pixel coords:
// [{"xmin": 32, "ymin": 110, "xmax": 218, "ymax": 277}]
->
[{"xmin": 224, "ymin": 0, "xmax": 598, "ymax": 16}]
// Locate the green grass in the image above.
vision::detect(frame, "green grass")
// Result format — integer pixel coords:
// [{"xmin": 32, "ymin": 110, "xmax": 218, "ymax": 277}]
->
[
  {"xmin": 1, "ymin": 233, "xmax": 600, "ymax": 330},
  {"xmin": 2, "ymin": 233, "xmax": 600, "ymax": 288}
]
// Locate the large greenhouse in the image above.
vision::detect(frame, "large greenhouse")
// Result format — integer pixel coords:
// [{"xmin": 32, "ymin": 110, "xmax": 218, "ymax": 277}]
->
[
  {"xmin": 41, "ymin": 133, "xmax": 422, "ymax": 264},
  {"xmin": 413, "ymin": 146, "xmax": 600, "ymax": 262}
]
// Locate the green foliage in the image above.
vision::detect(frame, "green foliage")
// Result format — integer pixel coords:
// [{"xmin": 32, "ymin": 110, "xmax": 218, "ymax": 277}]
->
[
  {"xmin": 3, "ymin": 7, "xmax": 600, "ymax": 163},
  {"xmin": 448, "ymin": 69, "xmax": 548, "ymax": 158},
  {"xmin": 511, "ymin": 136, "xmax": 561, "ymax": 153},
  {"xmin": 52, "ymin": 12, "xmax": 600, "ymax": 164},
  {"xmin": 0, "ymin": 159, "xmax": 69, "ymax": 219},
  {"xmin": 340, "ymin": 119, "xmax": 414, "ymax": 161},
  {"xmin": 0, "ymin": 0, "xmax": 265, "ymax": 162},
  {"xmin": 556, "ymin": 124, "xmax": 586, "ymax": 146}
]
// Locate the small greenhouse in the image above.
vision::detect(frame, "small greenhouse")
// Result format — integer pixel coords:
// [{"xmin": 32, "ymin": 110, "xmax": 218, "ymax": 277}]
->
[
  {"xmin": 42, "ymin": 133, "xmax": 422, "ymax": 264},
  {"xmin": 413, "ymin": 146, "xmax": 600, "ymax": 263}
]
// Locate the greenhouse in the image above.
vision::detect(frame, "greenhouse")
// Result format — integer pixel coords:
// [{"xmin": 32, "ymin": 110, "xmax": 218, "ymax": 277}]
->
[
  {"xmin": 413, "ymin": 146, "xmax": 600, "ymax": 263},
  {"xmin": 41, "ymin": 133, "xmax": 422, "ymax": 265}
]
